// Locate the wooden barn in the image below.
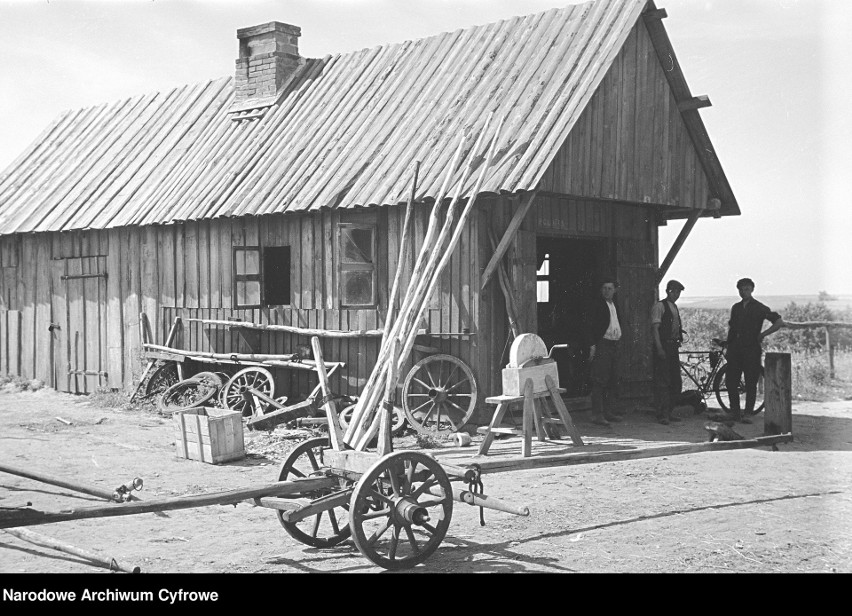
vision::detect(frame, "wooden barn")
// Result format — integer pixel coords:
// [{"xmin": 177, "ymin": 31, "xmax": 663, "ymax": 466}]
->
[{"xmin": 0, "ymin": 0, "xmax": 739, "ymax": 419}]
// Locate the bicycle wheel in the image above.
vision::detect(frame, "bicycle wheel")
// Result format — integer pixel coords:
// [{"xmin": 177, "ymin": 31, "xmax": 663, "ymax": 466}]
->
[{"xmin": 713, "ymin": 364, "xmax": 765, "ymax": 415}]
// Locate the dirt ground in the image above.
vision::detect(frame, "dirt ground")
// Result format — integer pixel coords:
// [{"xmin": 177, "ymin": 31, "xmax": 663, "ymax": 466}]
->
[{"xmin": 0, "ymin": 388, "xmax": 850, "ymax": 574}]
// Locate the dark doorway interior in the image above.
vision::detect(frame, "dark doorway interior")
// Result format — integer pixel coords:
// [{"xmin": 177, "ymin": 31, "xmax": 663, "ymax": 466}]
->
[{"xmin": 536, "ymin": 237, "xmax": 606, "ymax": 396}]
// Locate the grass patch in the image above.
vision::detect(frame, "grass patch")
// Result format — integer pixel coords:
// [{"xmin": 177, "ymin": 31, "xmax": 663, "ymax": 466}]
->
[
  {"xmin": 792, "ymin": 351, "xmax": 852, "ymax": 402},
  {"xmin": 0, "ymin": 374, "xmax": 45, "ymax": 392}
]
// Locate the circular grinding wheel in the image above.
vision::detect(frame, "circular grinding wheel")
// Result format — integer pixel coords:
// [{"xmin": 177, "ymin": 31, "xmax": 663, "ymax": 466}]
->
[{"xmin": 507, "ymin": 333, "xmax": 548, "ymax": 367}]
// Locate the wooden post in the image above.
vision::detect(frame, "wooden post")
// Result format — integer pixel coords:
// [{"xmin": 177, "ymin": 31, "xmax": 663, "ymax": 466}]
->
[
  {"xmin": 825, "ymin": 328, "xmax": 835, "ymax": 379},
  {"xmin": 764, "ymin": 352, "xmax": 792, "ymax": 436},
  {"xmin": 310, "ymin": 337, "xmax": 345, "ymax": 451},
  {"xmin": 522, "ymin": 379, "xmax": 534, "ymax": 458}
]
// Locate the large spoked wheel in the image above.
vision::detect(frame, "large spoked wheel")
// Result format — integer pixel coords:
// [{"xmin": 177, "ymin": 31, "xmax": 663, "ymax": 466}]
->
[
  {"xmin": 144, "ymin": 362, "xmax": 179, "ymax": 399},
  {"xmin": 156, "ymin": 378, "xmax": 218, "ymax": 414},
  {"xmin": 338, "ymin": 403, "xmax": 407, "ymax": 437},
  {"xmin": 713, "ymin": 365, "xmax": 765, "ymax": 415},
  {"xmin": 220, "ymin": 367, "xmax": 275, "ymax": 416},
  {"xmin": 275, "ymin": 437, "xmax": 352, "ymax": 548},
  {"xmin": 402, "ymin": 354, "xmax": 477, "ymax": 435},
  {"xmin": 350, "ymin": 451, "xmax": 453, "ymax": 570}
]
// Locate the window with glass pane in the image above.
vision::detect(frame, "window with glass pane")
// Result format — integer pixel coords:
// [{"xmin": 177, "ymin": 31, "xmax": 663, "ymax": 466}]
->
[
  {"xmin": 233, "ymin": 246, "xmax": 261, "ymax": 308},
  {"xmin": 339, "ymin": 224, "xmax": 376, "ymax": 307}
]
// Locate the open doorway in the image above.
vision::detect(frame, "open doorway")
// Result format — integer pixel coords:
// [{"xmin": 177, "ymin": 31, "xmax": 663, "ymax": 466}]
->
[{"xmin": 536, "ymin": 237, "xmax": 607, "ymax": 397}]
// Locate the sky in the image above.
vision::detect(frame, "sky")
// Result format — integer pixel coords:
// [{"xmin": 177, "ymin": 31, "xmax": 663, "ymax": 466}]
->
[{"xmin": 0, "ymin": 0, "xmax": 849, "ymax": 298}]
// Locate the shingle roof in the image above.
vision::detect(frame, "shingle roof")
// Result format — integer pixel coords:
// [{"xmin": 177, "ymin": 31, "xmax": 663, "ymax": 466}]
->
[{"xmin": 0, "ymin": 0, "xmax": 670, "ymax": 234}]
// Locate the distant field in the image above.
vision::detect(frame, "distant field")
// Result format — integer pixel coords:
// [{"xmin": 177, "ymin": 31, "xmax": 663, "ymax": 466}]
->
[{"xmin": 678, "ymin": 295, "xmax": 852, "ymax": 312}]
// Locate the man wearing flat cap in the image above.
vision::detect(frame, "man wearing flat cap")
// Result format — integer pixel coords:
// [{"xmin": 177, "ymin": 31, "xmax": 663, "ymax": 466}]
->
[
  {"xmin": 726, "ymin": 278, "xmax": 784, "ymax": 423},
  {"xmin": 651, "ymin": 280, "xmax": 685, "ymax": 424}
]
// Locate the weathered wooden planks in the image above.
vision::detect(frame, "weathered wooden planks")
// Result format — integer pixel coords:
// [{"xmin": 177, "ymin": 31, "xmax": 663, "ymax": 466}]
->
[{"xmin": 536, "ymin": 19, "xmax": 712, "ymax": 210}]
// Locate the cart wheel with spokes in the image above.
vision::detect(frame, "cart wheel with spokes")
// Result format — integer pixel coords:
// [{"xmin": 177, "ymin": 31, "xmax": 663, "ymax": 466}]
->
[
  {"xmin": 144, "ymin": 362, "xmax": 179, "ymax": 399},
  {"xmin": 402, "ymin": 354, "xmax": 477, "ymax": 434},
  {"xmin": 220, "ymin": 367, "xmax": 275, "ymax": 416},
  {"xmin": 275, "ymin": 437, "xmax": 352, "ymax": 548},
  {"xmin": 156, "ymin": 378, "xmax": 218, "ymax": 415},
  {"xmin": 339, "ymin": 403, "xmax": 407, "ymax": 437},
  {"xmin": 190, "ymin": 371, "xmax": 224, "ymax": 390},
  {"xmin": 349, "ymin": 450, "xmax": 453, "ymax": 570}
]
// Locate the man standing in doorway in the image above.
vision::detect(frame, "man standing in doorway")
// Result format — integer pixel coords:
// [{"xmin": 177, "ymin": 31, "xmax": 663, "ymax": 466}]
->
[
  {"xmin": 651, "ymin": 280, "xmax": 685, "ymax": 425},
  {"xmin": 585, "ymin": 277, "xmax": 626, "ymax": 426},
  {"xmin": 726, "ymin": 278, "xmax": 784, "ymax": 423}
]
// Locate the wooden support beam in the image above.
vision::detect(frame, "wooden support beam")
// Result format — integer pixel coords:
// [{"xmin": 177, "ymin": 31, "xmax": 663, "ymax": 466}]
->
[
  {"xmin": 678, "ymin": 95, "xmax": 712, "ymax": 112},
  {"xmin": 480, "ymin": 190, "xmax": 539, "ymax": 291},
  {"xmin": 643, "ymin": 8, "xmax": 667, "ymax": 20},
  {"xmin": 657, "ymin": 208, "xmax": 701, "ymax": 283},
  {"xmin": 487, "ymin": 223, "xmax": 521, "ymax": 338}
]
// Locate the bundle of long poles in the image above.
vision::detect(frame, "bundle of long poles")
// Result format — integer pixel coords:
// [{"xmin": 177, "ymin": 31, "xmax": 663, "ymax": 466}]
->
[{"xmin": 342, "ymin": 113, "xmax": 505, "ymax": 450}]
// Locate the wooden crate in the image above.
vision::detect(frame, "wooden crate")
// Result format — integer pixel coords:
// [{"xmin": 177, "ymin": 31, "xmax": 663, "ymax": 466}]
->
[{"xmin": 173, "ymin": 407, "xmax": 245, "ymax": 464}]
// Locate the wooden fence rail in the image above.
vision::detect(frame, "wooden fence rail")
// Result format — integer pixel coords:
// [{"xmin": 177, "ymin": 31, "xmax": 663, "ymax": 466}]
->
[{"xmin": 784, "ymin": 320, "xmax": 852, "ymax": 379}]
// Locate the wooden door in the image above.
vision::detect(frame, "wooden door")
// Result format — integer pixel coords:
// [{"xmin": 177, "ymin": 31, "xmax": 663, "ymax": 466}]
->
[{"xmin": 51, "ymin": 257, "xmax": 108, "ymax": 393}]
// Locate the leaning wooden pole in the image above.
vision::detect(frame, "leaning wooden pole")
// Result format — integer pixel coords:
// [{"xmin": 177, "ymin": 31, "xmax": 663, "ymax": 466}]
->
[
  {"xmin": 347, "ymin": 118, "xmax": 494, "ymax": 446},
  {"xmin": 383, "ymin": 161, "xmax": 419, "ymax": 348},
  {"xmin": 343, "ymin": 134, "xmax": 469, "ymax": 443},
  {"xmin": 353, "ymin": 115, "xmax": 505, "ymax": 449},
  {"xmin": 2, "ymin": 528, "xmax": 141, "ymax": 573}
]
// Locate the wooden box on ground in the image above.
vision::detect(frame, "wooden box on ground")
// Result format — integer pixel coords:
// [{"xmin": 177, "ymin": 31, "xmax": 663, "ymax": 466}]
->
[{"xmin": 173, "ymin": 407, "xmax": 245, "ymax": 464}]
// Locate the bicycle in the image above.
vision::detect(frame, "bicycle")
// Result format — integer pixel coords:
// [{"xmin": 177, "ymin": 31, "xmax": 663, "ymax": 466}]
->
[{"xmin": 679, "ymin": 337, "xmax": 765, "ymax": 416}]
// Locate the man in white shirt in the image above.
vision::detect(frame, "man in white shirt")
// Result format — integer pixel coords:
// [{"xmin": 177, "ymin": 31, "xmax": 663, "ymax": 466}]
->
[{"xmin": 585, "ymin": 278, "xmax": 626, "ymax": 426}]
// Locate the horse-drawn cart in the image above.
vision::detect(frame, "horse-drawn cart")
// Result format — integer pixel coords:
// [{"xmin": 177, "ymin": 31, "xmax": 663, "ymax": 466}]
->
[{"xmin": 0, "ymin": 438, "xmax": 528, "ymax": 571}]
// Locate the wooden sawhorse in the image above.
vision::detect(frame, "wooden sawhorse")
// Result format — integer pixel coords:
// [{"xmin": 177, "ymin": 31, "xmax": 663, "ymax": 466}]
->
[{"xmin": 477, "ymin": 375, "xmax": 584, "ymax": 457}]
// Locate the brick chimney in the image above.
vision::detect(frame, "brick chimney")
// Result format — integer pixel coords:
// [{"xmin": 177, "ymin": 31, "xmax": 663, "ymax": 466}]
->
[{"xmin": 233, "ymin": 22, "xmax": 303, "ymax": 106}]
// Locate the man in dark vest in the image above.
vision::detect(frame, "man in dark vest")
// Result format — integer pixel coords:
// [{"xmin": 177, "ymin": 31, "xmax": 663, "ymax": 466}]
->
[
  {"xmin": 651, "ymin": 280, "xmax": 685, "ymax": 425},
  {"xmin": 584, "ymin": 277, "xmax": 627, "ymax": 426},
  {"xmin": 726, "ymin": 278, "xmax": 784, "ymax": 423}
]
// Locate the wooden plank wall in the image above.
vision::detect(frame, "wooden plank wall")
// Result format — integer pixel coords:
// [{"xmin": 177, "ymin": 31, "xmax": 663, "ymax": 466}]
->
[
  {"xmin": 0, "ymin": 206, "xmax": 486, "ymax": 401},
  {"xmin": 537, "ymin": 19, "xmax": 712, "ymax": 210},
  {"xmin": 2, "ymin": 195, "xmax": 657, "ymax": 403}
]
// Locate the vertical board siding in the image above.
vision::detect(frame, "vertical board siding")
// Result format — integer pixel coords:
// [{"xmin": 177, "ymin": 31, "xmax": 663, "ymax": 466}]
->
[
  {"xmin": 1, "ymin": 196, "xmax": 658, "ymax": 405},
  {"xmin": 538, "ymin": 20, "xmax": 712, "ymax": 209}
]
